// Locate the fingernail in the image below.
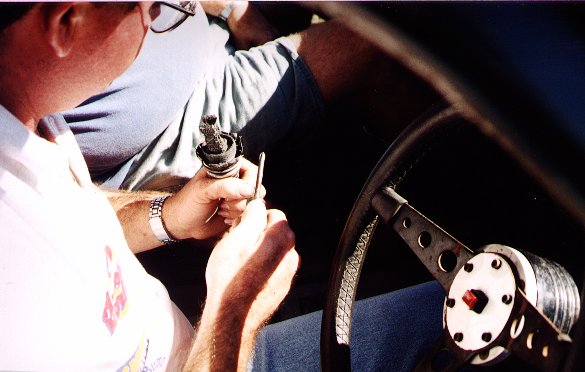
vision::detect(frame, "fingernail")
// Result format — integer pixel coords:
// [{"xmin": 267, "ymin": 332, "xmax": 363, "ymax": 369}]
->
[
  {"xmin": 239, "ymin": 183, "xmax": 255, "ymax": 197},
  {"xmin": 224, "ymin": 218, "xmax": 234, "ymax": 226}
]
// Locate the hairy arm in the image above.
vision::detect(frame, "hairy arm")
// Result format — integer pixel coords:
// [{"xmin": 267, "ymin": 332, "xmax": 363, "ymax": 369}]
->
[
  {"xmin": 109, "ymin": 185, "xmax": 297, "ymax": 372},
  {"xmin": 183, "ymin": 201, "xmax": 298, "ymax": 371},
  {"xmin": 106, "ymin": 189, "xmax": 171, "ymax": 253},
  {"xmin": 107, "ymin": 159, "xmax": 260, "ymax": 254}
]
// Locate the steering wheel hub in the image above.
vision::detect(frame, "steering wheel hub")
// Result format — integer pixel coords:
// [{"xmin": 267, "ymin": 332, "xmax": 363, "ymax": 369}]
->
[{"xmin": 445, "ymin": 252, "xmax": 516, "ymax": 353}]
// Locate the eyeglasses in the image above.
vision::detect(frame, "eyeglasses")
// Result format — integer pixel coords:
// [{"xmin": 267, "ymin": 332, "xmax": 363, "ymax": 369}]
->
[{"xmin": 150, "ymin": 1, "xmax": 196, "ymax": 33}]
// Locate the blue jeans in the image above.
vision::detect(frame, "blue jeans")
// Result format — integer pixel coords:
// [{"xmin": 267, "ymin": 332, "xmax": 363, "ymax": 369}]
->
[{"xmin": 251, "ymin": 281, "xmax": 444, "ymax": 371}]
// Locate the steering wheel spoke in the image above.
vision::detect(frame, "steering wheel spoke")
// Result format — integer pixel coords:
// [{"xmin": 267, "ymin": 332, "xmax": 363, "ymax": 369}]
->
[
  {"xmin": 371, "ymin": 186, "xmax": 474, "ymax": 292},
  {"xmin": 500, "ymin": 289, "xmax": 572, "ymax": 371},
  {"xmin": 321, "ymin": 106, "xmax": 580, "ymax": 371}
]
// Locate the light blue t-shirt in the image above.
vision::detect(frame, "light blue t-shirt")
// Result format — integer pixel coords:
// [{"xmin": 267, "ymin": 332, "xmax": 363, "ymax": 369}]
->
[{"xmin": 63, "ymin": 5, "xmax": 324, "ymax": 191}]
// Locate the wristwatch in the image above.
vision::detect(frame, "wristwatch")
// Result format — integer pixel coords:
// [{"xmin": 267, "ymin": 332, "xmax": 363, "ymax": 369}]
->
[
  {"xmin": 218, "ymin": 3, "xmax": 234, "ymax": 22},
  {"xmin": 149, "ymin": 196, "xmax": 180, "ymax": 245}
]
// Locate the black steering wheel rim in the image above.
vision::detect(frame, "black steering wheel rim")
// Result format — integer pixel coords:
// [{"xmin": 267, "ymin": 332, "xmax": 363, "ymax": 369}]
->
[
  {"xmin": 320, "ymin": 104, "xmax": 464, "ymax": 371},
  {"xmin": 320, "ymin": 104, "xmax": 583, "ymax": 372},
  {"xmin": 313, "ymin": 2, "xmax": 585, "ymax": 371}
]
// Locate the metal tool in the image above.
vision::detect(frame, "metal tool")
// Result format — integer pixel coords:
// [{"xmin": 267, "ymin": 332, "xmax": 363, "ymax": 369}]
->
[{"xmin": 253, "ymin": 152, "xmax": 266, "ymax": 200}]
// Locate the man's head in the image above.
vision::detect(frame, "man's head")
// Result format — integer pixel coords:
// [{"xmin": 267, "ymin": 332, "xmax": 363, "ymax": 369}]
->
[{"xmin": 0, "ymin": 2, "xmax": 157, "ymax": 128}]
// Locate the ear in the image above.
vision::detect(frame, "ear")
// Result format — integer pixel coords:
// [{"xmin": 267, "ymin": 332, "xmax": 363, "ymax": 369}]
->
[{"xmin": 41, "ymin": 3, "xmax": 87, "ymax": 58}]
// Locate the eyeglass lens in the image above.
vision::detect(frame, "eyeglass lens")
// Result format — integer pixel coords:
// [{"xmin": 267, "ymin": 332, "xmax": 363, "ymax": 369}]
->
[{"xmin": 150, "ymin": 6, "xmax": 186, "ymax": 32}]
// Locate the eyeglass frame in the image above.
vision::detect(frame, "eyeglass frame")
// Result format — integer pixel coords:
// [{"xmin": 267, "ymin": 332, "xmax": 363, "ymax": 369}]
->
[{"xmin": 150, "ymin": 1, "xmax": 197, "ymax": 34}]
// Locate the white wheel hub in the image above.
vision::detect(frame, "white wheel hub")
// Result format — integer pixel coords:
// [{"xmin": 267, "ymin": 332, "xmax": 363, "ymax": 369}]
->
[{"xmin": 445, "ymin": 252, "xmax": 517, "ymax": 362}]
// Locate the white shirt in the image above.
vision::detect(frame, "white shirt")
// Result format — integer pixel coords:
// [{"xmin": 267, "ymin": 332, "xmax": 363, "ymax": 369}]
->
[{"xmin": 0, "ymin": 106, "xmax": 180, "ymax": 371}]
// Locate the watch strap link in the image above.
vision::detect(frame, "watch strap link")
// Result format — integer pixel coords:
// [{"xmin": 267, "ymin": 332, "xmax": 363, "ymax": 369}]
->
[
  {"xmin": 218, "ymin": 3, "xmax": 234, "ymax": 22},
  {"xmin": 149, "ymin": 196, "xmax": 180, "ymax": 245}
]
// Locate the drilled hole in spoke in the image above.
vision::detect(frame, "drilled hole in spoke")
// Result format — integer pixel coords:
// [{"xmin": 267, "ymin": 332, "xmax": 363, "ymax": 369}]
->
[
  {"xmin": 418, "ymin": 231, "xmax": 432, "ymax": 248},
  {"xmin": 402, "ymin": 217, "xmax": 412, "ymax": 228},
  {"xmin": 526, "ymin": 332, "xmax": 534, "ymax": 350},
  {"xmin": 438, "ymin": 250, "xmax": 457, "ymax": 272},
  {"xmin": 510, "ymin": 316, "xmax": 525, "ymax": 339}
]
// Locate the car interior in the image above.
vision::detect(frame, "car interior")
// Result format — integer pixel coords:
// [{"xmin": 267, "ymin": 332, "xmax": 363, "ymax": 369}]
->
[{"xmin": 138, "ymin": 2, "xmax": 585, "ymax": 371}]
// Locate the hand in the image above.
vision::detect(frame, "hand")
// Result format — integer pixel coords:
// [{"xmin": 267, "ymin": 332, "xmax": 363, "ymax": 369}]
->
[
  {"xmin": 205, "ymin": 200, "xmax": 298, "ymax": 319},
  {"xmin": 184, "ymin": 199, "xmax": 298, "ymax": 371},
  {"xmin": 203, "ymin": 1, "xmax": 279, "ymax": 50},
  {"xmin": 228, "ymin": 2, "xmax": 279, "ymax": 50},
  {"xmin": 164, "ymin": 158, "xmax": 265, "ymax": 241}
]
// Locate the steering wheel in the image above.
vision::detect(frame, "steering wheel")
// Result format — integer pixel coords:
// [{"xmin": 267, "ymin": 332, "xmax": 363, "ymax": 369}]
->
[
  {"xmin": 320, "ymin": 105, "xmax": 581, "ymax": 371},
  {"xmin": 314, "ymin": 3, "xmax": 585, "ymax": 371}
]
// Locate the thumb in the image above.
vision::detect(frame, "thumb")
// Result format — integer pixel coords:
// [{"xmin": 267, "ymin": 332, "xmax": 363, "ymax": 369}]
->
[
  {"xmin": 222, "ymin": 199, "xmax": 267, "ymax": 245},
  {"xmin": 202, "ymin": 177, "xmax": 255, "ymax": 201}
]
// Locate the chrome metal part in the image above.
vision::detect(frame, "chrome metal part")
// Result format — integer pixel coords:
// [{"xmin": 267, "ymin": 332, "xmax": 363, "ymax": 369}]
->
[
  {"xmin": 466, "ymin": 245, "xmax": 540, "ymax": 365},
  {"xmin": 253, "ymin": 152, "xmax": 266, "ymax": 200},
  {"xmin": 335, "ymin": 216, "xmax": 379, "ymax": 345},
  {"xmin": 373, "ymin": 189, "xmax": 579, "ymax": 371},
  {"xmin": 521, "ymin": 251, "xmax": 581, "ymax": 335}
]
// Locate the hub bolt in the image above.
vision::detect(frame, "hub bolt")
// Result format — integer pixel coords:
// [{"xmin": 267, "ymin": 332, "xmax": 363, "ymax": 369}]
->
[
  {"xmin": 482, "ymin": 332, "xmax": 492, "ymax": 342},
  {"xmin": 464, "ymin": 263, "xmax": 474, "ymax": 272},
  {"xmin": 491, "ymin": 259, "xmax": 502, "ymax": 269},
  {"xmin": 502, "ymin": 294, "xmax": 513, "ymax": 304},
  {"xmin": 454, "ymin": 332, "xmax": 464, "ymax": 342},
  {"xmin": 446, "ymin": 298, "xmax": 455, "ymax": 308}
]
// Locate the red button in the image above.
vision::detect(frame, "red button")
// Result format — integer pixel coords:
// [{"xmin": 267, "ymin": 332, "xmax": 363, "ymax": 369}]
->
[{"xmin": 462, "ymin": 289, "xmax": 478, "ymax": 310}]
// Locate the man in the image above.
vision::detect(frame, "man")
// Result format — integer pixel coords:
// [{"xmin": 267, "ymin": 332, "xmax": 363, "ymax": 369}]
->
[
  {"xmin": 0, "ymin": 3, "xmax": 445, "ymax": 372},
  {"xmin": 0, "ymin": 3, "xmax": 298, "ymax": 370},
  {"xmin": 62, "ymin": 1, "xmax": 384, "ymax": 191}
]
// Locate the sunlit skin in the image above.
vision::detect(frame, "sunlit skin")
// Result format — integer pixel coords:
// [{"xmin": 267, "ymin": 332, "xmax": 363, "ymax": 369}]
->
[
  {"xmin": 0, "ymin": 3, "xmax": 156, "ymax": 133},
  {"xmin": 0, "ymin": 3, "xmax": 299, "ymax": 371}
]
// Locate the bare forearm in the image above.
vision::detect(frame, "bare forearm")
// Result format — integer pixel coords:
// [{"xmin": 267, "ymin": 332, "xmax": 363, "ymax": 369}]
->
[
  {"xmin": 106, "ymin": 189, "xmax": 169, "ymax": 253},
  {"xmin": 183, "ymin": 298, "xmax": 260, "ymax": 371},
  {"xmin": 183, "ymin": 203, "xmax": 298, "ymax": 371},
  {"xmin": 287, "ymin": 19, "xmax": 382, "ymax": 103}
]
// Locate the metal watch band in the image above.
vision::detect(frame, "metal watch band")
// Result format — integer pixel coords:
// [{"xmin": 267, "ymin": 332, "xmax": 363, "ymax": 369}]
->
[
  {"xmin": 149, "ymin": 196, "xmax": 180, "ymax": 245},
  {"xmin": 218, "ymin": 3, "xmax": 233, "ymax": 22}
]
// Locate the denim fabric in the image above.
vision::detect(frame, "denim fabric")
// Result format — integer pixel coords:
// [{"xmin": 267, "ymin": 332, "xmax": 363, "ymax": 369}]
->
[{"xmin": 251, "ymin": 281, "xmax": 445, "ymax": 372}]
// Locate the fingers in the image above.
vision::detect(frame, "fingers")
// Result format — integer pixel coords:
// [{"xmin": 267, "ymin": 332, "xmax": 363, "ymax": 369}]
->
[
  {"xmin": 238, "ymin": 158, "xmax": 258, "ymax": 184},
  {"xmin": 217, "ymin": 188, "xmax": 266, "ymax": 222},
  {"xmin": 200, "ymin": 177, "xmax": 255, "ymax": 201},
  {"xmin": 196, "ymin": 158, "xmax": 265, "ymax": 203},
  {"xmin": 216, "ymin": 203, "xmax": 297, "ymax": 288},
  {"xmin": 215, "ymin": 157, "xmax": 266, "ymax": 223},
  {"xmin": 219, "ymin": 199, "xmax": 268, "ymax": 248},
  {"xmin": 265, "ymin": 209, "xmax": 296, "ymax": 249},
  {"xmin": 255, "ymin": 209, "xmax": 297, "ymax": 262}
]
